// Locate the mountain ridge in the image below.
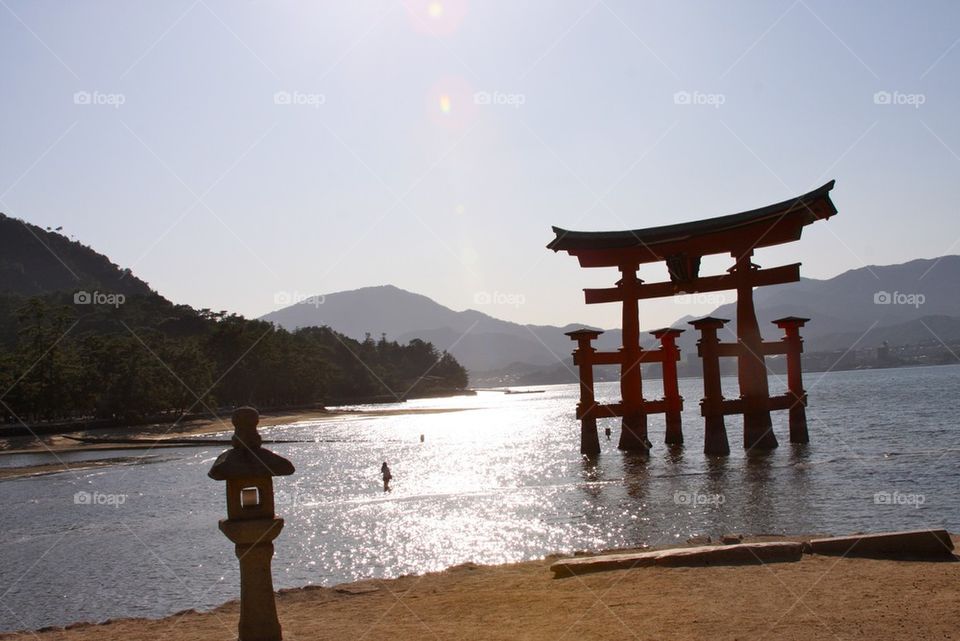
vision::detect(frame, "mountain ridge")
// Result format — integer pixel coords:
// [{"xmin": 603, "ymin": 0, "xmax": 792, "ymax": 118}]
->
[
  {"xmin": 0, "ymin": 212, "xmax": 160, "ymax": 300},
  {"xmin": 260, "ymin": 256, "xmax": 960, "ymax": 379},
  {"xmin": 261, "ymin": 284, "xmax": 621, "ymax": 372}
]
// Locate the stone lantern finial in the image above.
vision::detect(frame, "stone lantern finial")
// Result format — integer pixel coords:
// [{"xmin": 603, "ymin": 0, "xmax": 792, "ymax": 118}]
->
[
  {"xmin": 209, "ymin": 407, "xmax": 294, "ymax": 481},
  {"xmin": 232, "ymin": 406, "xmax": 263, "ymax": 450}
]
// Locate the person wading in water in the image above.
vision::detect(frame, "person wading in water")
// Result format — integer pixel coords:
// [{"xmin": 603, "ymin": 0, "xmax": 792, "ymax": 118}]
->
[{"xmin": 381, "ymin": 461, "xmax": 392, "ymax": 492}]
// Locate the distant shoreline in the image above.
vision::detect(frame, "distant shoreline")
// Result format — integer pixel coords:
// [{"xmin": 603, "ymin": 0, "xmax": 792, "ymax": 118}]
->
[
  {"xmin": 0, "ymin": 388, "xmax": 476, "ymax": 441},
  {"xmin": 0, "ymin": 403, "xmax": 475, "ymax": 460},
  {"xmin": 473, "ymin": 359, "xmax": 960, "ymax": 388}
]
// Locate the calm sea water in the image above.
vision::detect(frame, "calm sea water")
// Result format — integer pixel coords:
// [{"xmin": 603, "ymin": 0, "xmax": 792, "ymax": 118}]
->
[{"xmin": 2, "ymin": 365, "xmax": 959, "ymax": 632}]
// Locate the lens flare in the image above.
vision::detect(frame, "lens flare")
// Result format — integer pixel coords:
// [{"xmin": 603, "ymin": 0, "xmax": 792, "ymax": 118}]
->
[
  {"xmin": 405, "ymin": 0, "xmax": 467, "ymax": 36},
  {"xmin": 427, "ymin": 75, "xmax": 477, "ymax": 129}
]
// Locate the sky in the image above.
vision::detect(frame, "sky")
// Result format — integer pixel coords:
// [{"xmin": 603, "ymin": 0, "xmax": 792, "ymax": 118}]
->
[{"xmin": 2, "ymin": 0, "xmax": 960, "ymax": 331}]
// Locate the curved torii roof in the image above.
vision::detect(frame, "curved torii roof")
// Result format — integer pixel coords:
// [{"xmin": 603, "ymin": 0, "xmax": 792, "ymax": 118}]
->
[{"xmin": 547, "ymin": 181, "xmax": 837, "ymax": 267}]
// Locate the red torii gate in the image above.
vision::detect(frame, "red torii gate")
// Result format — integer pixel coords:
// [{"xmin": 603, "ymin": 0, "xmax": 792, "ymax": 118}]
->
[{"xmin": 548, "ymin": 181, "xmax": 837, "ymax": 456}]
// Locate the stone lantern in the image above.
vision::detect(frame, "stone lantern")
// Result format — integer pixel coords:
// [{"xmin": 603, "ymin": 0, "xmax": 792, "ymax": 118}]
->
[{"xmin": 209, "ymin": 407, "xmax": 294, "ymax": 641}]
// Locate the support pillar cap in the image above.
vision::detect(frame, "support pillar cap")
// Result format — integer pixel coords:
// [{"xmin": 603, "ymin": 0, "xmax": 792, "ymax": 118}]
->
[{"xmin": 688, "ymin": 316, "xmax": 730, "ymax": 329}]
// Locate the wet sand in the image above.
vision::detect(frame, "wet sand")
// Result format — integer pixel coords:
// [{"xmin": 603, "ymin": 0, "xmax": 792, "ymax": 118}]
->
[
  {"xmin": 0, "ymin": 456, "xmax": 161, "ymax": 480},
  {"xmin": 1, "ymin": 535, "xmax": 956, "ymax": 640},
  {"xmin": 0, "ymin": 406, "xmax": 469, "ymax": 478}
]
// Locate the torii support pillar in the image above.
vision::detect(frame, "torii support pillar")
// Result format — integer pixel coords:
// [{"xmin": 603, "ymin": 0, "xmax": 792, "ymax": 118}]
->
[
  {"xmin": 617, "ymin": 266, "xmax": 650, "ymax": 452},
  {"xmin": 690, "ymin": 317, "xmax": 730, "ymax": 456},
  {"xmin": 566, "ymin": 329, "xmax": 603, "ymax": 457},
  {"xmin": 651, "ymin": 328, "xmax": 684, "ymax": 445},
  {"xmin": 774, "ymin": 317, "xmax": 809, "ymax": 444},
  {"xmin": 733, "ymin": 251, "xmax": 778, "ymax": 451}
]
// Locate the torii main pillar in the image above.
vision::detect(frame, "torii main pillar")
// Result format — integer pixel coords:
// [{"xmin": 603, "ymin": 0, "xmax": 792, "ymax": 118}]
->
[
  {"xmin": 618, "ymin": 266, "xmax": 650, "ymax": 452},
  {"xmin": 733, "ymin": 250, "xmax": 778, "ymax": 451}
]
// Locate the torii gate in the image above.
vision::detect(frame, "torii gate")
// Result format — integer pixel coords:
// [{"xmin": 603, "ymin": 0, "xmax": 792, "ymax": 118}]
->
[{"xmin": 548, "ymin": 181, "xmax": 837, "ymax": 456}]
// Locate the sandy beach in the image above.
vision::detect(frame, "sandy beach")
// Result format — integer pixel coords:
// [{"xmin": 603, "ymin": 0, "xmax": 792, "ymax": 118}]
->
[{"xmin": 2, "ymin": 535, "xmax": 956, "ymax": 641}]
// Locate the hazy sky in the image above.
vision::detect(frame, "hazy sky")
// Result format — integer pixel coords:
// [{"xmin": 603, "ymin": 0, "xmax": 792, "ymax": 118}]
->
[{"xmin": 3, "ymin": 1, "xmax": 959, "ymax": 330}]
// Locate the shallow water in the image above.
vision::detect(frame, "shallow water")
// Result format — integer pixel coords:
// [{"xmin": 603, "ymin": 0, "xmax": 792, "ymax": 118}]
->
[{"xmin": 1, "ymin": 365, "xmax": 959, "ymax": 632}]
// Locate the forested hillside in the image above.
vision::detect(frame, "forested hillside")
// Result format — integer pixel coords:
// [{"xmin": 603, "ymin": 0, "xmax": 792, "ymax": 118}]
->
[{"xmin": 0, "ymin": 214, "xmax": 468, "ymax": 424}]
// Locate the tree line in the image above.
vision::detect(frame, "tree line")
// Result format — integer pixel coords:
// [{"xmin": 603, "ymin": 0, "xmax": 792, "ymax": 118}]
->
[{"xmin": 0, "ymin": 294, "xmax": 468, "ymax": 425}]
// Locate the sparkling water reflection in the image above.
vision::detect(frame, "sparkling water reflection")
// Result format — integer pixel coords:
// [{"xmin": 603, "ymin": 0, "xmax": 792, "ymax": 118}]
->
[{"xmin": 2, "ymin": 365, "xmax": 960, "ymax": 631}]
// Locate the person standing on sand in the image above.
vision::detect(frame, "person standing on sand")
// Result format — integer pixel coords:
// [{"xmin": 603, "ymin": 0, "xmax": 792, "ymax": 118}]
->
[{"xmin": 381, "ymin": 461, "xmax": 392, "ymax": 492}]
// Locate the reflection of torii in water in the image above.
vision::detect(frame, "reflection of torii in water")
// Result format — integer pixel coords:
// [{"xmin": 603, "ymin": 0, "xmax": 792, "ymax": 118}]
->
[
  {"xmin": 550, "ymin": 181, "xmax": 838, "ymax": 457},
  {"xmin": 381, "ymin": 461, "xmax": 392, "ymax": 492}
]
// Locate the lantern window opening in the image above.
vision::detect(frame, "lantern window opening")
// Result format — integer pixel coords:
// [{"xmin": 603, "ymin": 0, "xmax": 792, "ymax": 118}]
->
[{"xmin": 240, "ymin": 486, "xmax": 261, "ymax": 508}]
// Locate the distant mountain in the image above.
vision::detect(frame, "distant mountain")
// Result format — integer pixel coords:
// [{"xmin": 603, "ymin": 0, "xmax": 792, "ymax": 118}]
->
[
  {"xmin": 0, "ymin": 212, "xmax": 158, "ymax": 299},
  {"xmin": 260, "ymin": 284, "xmax": 623, "ymax": 373},
  {"xmin": 261, "ymin": 256, "xmax": 960, "ymax": 384},
  {"xmin": 7, "ymin": 207, "xmax": 957, "ymax": 383},
  {"xmin": 810, "ymin": 314, "xmax": 960, "ymax": 351},
  {"xmin": 687, "ymin": 256, "xmax": 960, "ymax": 354}
]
